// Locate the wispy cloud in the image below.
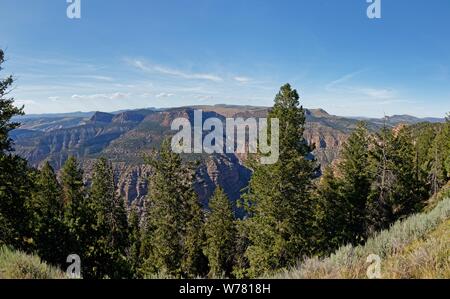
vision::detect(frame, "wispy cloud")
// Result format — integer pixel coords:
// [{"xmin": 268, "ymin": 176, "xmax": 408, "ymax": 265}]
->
[
  {"xmin": 155, "ymin": 92, "xmax": 175, "ymax": 98},
  {"xmin": 325, "ymin": 69, "xmax": 367, "ymax": 91},
  {"xmin": 234, "ymin": 76, "xmax": 251, "ymax": 83},
  {"xmin": 48, "ymin": 96, "xmax": 60, "ymax": 102},
  {"xmin": 129, "ymin": 59, "xmax": 223, "ymax": 82},
  {"xmin": 15, "ymin": 99, "xmax": 37, "ymax": 106},
  {"xmin": 325, "ymin": 69, "xmax": 399, "ymax": 101},
  {"xmin": 358, "ymin": 88, "xmax": 396, "ymax": 100},
  {"xmin": 75, "ymin": 75, "xmax": 115, "ymax": 82},
  {"xmin": 194, "ymin": 94, "xmax": 214, "ymax": 101},
  {"xmin": 71, "ymin": 92, "xmax": 130, "ymax": 100}
]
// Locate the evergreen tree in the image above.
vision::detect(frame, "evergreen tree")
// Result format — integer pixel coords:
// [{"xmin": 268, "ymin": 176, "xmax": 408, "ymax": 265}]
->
[
  {"xmin": 314, "ymin": 166, "xmax": 347, "ymax": 253},
  {"xmin": 367, "ymin": 126, "xmax": 397, "ymax": 233},
  {"xmin": 366, "ymin": 125, "xmax": 424, "ymax": 233},
  {"xmin": 60, "ymin": 156, "xmax": 93, "ymax": 278},
  {"xmin": 182, "ymin": 192, "xmax": 208, "ymax": 277},
  {"xmin": 409, "ymin": 123, "xmax": 437, "ymax": 196},
  {"xmin": 29, "ymin": 162, "xmax": 67, "ymax": 266},
  {"xmin": 0, "ymin": 49, "xmax": 24, "ymax": 153},
  {"xmin": 88, "ymin": 157, "xmax": 130, "ymax": 278},
  {"xmin": 444, "ymin": 113, "xmax": 450, "ymax": 178},
  {"xmin": 204, "ymin": 187, "xmax": 236, "ymax": 278},
  {"xmin": 231, "ymin": 219, "xmax": 250, "ymax": 278},
  {"xmin": 0, "ymin": 49, "xmax": 32, "ymax": 248},
  {"xmin": 392, "ymin": 127, "xmax": 425, "ymax": 216},
  {"xmin": 428, "ymin": 127, "xmax": 448, "ymax": 195},
  {"xmin": 141, "ymin": 139, "xmax": 206, "ymax": 278},
  {"xmin": 128, "ymin": 203, "xmax": 142, "ymax": 277},
  {"xmin": 242, "ymin": 84, "xmax": 317, "ymax": 277},
  {"xmin": 0, "ymin": 155, "xmax": 33, "ymax": 248},
  {"xmin": 337, "ymin": 122, "xmax": 372, "ymax": 244}
]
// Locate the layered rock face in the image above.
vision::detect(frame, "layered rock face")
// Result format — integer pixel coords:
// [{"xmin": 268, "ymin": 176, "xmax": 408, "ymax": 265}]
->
[{"xmin": 12, "ymin": 105, "xmax": 358, "ymax": 211}]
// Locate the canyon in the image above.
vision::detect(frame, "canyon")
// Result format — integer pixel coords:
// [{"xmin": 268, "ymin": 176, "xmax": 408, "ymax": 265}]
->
[{"xmin": 11, "ymin": 105, "xmax": 442, "ymax": 213}]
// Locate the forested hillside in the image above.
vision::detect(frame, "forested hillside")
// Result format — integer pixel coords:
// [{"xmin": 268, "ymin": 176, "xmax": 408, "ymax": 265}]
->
[{"xmin": 1, "ymin": 49, "xmax": 450, "ymax": 279}]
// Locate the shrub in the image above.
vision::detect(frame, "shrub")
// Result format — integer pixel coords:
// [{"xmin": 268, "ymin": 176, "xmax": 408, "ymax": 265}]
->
[{"xmin": 0, "ymin": 246, "xmax": 66, "ymax": 279}]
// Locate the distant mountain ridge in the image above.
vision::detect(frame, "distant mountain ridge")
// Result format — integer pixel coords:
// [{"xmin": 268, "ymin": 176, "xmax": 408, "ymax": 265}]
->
[
  {"xmin": 10, "ymin": 105, "xmax": 446, "ymax": 212},
  {"xmin": 16, "ymin": 105, "xmax": 445, "ymax": 124},
  {"xmin": 353, "ymin": 114, "xmax": 445, "ymax": 125}
]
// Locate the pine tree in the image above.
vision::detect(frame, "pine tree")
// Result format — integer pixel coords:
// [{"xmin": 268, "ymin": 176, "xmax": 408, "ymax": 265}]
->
[
  {"xmin": 314, "ymin": 166, "xmax": 347, "ymax": 253},
  {"xmin": 428, "ymin": 127, "xmax": 447, "ymax": 195},
  {"xmin": 0, "ymin": 49, "xmax": 33, "ymax": 248},
  {"xmin": 410, "ymin": 123, "xmax": 437, "ymax": 196},
  {"xmin": 0, "ymin": 155, "xmax": 33, "ymax": 248},
  {"xmin": 391, "ymin": 127, "xmax": 425, "ymax": 216},
  {"xmin": 128, "ymin": 203, "xmax": 142, "ymax": 277},
  {"xmin": 231, "ymin": 219, "xmax": 250, "ymax": 278},
  {"xmin": 60, "ymin": 156, "xmax": 93, "ymax": 277},
  {"xmin": 141, "ymin": 139, "xmax": 206, "ymax": 278},
  {"xmin": 242, "ymin": 84, "xmax": 317, "ymax": 277},
  {"xmin": 29, "ymin": 162, "xmax": 67, "ymax": 266},
  {"xmin": 337, "ymin": 121, "xmax": 372, "ymax": 244},
  {"xmin": 444, "ymin": 113, "xmax": 450, "ymax": 178},
  {"xmin": 88, "ymin": 157, "xmax": 130, "ymax": 278},
  {"xmin": 182, "ymin": 192, "xmax": 208, "ymax": 278},
  {"xmin": 367, "ymin": 126, "xmax": 397, "ymax": 233},
  {"xmin": 0, "ymin": 49, "xmax": 24, "ymax": 153},
  {"xmin": 204, "ymin": 187, "xmax": 236, "ymax": 278}
]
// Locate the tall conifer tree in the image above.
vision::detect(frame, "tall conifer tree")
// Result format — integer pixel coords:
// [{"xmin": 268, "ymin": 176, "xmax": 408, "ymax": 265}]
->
[
  {"xmin": 88, "ymin": 157, "xmax": 130, "ymax": 278},
  {"xmin": 0, "ymin": 49, "xmax": 32, "ymax": 248},
  {"xmin": 242, "ymin": 84, "xmax": 316, "ymax": 277},
  {"xmin": 204, "ymin": 187, "xmax": 236, "ymax": 278},
  {"xmin": 141, "ymin": 139, "xmax": 206, "ymax": 278},
  {"xmin": 29, "ymin": 162, "xmax": 67, "ymax": 266}
]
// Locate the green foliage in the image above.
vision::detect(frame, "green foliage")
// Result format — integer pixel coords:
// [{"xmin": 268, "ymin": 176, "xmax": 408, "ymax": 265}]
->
[
  {"xmin": 1, "ymin": 61, "xmax": 448, "ymax": 280},
  {"xmin": 87, "ymin": 157, "xmax": 131, "ymax": 278},
  {"xmin": 338, "ymin": 122, "xmax": 371, "ymax": 244},
  {"xmin": 128, "ymin": 203, "xmax": 142, "ymax": 277},
  {"xmin": 140, "ymin": 139, "xmax": 207, "ymax": 278},
  {"xmin": 275, "ymin": 196, "xmax": 450, "ymax": 279},
  {"xmin": 0, "ymin": 246, "xmax": 65, "ymax": 279},
  {"xmin": 242, "ymin": 84, "xmax": 317, "ymax": 277},
  {"xmin": 0, "ymin": 154, "xmax": 33, "ymax": 249},
  {"xmin": 0, "ymin": 49, "xmax": 24, "ymax": 153},
  {"xmin": 29, "ymin": 162, "xmax": 68, "ymax": 266},
  {"xmin": 366, "ymin": 126, "xmax": 398, "ymax": 231},
  {"xmin": 314, "ymin": 167, "xmax": 347, "ymax": 253},
  {"xmin": 60, "ymin": 156, "xmax": 95, "ymax": 278},
  {"xmin": 181, "ymin": 192, "xmax": 208, "ymax": 277},
  {"xmin": 366, "ymin": 125, "xmax": 425, "ymax": 233},
  {"xmin": 204, "ymin": 187, "xmax": 236, "ymax": 278},
  {"xmin": 0, "ymin": 49, "xmax": 32, "ymax": 249}
]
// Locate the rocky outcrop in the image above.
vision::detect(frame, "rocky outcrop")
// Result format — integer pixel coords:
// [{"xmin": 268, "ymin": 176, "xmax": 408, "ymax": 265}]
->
[
  {"xmin": 90, "ymin": 112, "xmax": 114, "ymax": 123},
  {"xmin": 12, "ymin": 105, "xmax": 359, "ymax": 211}
]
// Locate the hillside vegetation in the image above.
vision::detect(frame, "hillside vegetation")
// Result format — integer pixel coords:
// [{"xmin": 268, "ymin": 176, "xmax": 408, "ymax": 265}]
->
[
  {"xmin": 274, "ymin": 195, "xmax": 450, "ymax": 279},
  {"xmin": 0, "ymin": 246, "xmax": 65, "ymax": 279}
]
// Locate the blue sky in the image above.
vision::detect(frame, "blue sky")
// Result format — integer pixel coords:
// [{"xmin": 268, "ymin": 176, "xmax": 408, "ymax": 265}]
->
[{"xmin": 1, "ymin": 0, "xmax": 449, "ymax": 117}]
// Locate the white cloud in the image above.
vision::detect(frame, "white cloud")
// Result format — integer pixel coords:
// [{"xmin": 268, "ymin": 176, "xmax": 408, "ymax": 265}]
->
[
  {"xmin": 77, "ymin": 75, "xmax": 115, "ymax": 81},
  {"xmin": 15, "ymin": 99, "xmax": 37, "ymax": 106},
  {"xmin": 48, "ymin": 96, "xmax": 60, "ymax": 102},
  {"xmin": 71, "ymin": 92, "xmax": 129, "ymax": 100},
  {"xmin": 234, "ymin": 76, "xmax": 251, "ymax": 83},
  {"xmin": 358, "ymin": 88, "xmax": 396, "ymax": 100},
  {"xmin": 195, "ymin": 94, "xmax": 214, "ymax": 101},
  {"xmin": 129, "ymin": 59, "xmax": 223, "ymax": 82},
  {"xmin": 155, "ymin": 92, "xmax": 175, "ymax": 98},
  {"xmin": 325, "ymin": 69, "xmax": 367, "ymax": 91}
]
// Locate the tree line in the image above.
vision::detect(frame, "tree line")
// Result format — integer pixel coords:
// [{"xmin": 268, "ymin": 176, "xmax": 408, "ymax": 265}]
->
[{"xmin": 1, "ymin": 50, "xmax": 450, "ymax": 278}]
